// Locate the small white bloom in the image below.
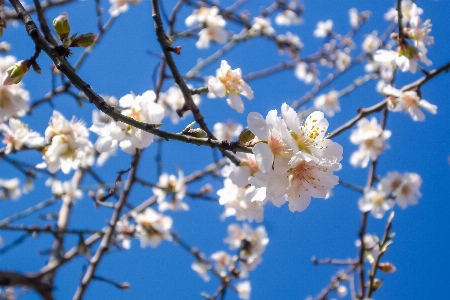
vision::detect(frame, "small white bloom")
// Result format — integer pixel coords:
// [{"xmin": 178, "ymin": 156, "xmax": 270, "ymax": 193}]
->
[
  {"xmin": 157, "ymin": 84, "xmax": 200, "ymax": 124},
  {"xmin": 275, "ymin": 10, "xmax": 302, "ymax": 26},
  {"xmin": 358, "ymin": 188, "xmax": 394, "ymax": 218},
  {"xmin": 349, "ymin": 8, "xmax": 359, "ymax": 28},
  {"xmin": 0, "ymin": 178, "xmax": 21, "ymax": 200},
  {"xmin": 314, "ymin": 19, "xmax": 333, "ymax": 38},
  {"xmin": 191, "ymin": 258, "xmax": 211, "ymax": 282},
  {"xmin": 47, "ymin": 179, "xmax": 82, "ymax": 204},
  {"xmin": 350, "ymin": 117, "xmax": 391, "ymax": 168},
  {"xmin": 235, "ymin": 281, "xmax": 251, "ymax": 300},
  {"xmin": 250, "ymin": 17, "xmax": 275, "ymax": 36},
  {"xmin": 153, "ymin": 170, "xmax": 188, "ymax": 212},
  {"xmin": 135, "ymin": 208, "xmax": 173, "ymax": 248},
  {"xmin": 115, "ymin": 219, "xmax": 134, "ymax": 250},
  {"xmin": 336, "ymin": 50, "xmax": 351, "ymax": 71},
  {"xmin": 314, "ymin": 90, "xmax": 340, "ymax": 117},
  {"xmin": 109, "ymin": 0, "xmax": 141, "ymax": 17},
  {"xmin": 362, "ymin": 31, "xmax": 381, "ymax": 53},
  {"xmin": 208, "ymin": 60, "xmax": 254, "ymax": 113},
  {"xmin": 213, "ymin": 121, "xmax": 243, "ymax": 141},
  {"xmin": 384, "ymin": 0, "xmax": 423, "ymax": 25},
  {"xmin": 294, "ymin": 62, "xmax": 316, "ymax": 84},
  {"xmin": 211, "ymin": 251, "xmax": 234, "ymax": 277},
  {"xmin": 380, "ymin": 172, "xmax": 422, "ymax": 209}
]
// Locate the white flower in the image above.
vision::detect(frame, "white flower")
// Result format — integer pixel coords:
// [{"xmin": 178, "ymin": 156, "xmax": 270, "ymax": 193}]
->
[
  {"xmin": 355, "ymin": 233, "xmax": 379, "ymax": 261},
  {"xmin": 380, "ymin": 172, "xmax": 422, "ymax": 209},
  {"xmin": 191, "ymin": 258, "xmax": 211, "ymax": 282},
  {"xmin": 0, "ymin": 178, "xmax": 21, "ymax": 200},
  {"xmin": 157, "ymin": 84, "xmax": 200, "ymax": 124},
  {"xmin": 275, "ymin": 10, "xmax": 302, "ymax": 26},
  {"xmin": 349, "ymin": 117, "xmax": 391, "ymax": 168},
  {"xmin": 337, "ymin": 285, "xmax": 348, "ymax": 298},
  {"xmin": 235, "ymin": 281, "xmax": 251, "ymax": 300},
  {"xmin": 384, "ymin": 0, "xmax": 423, "ymax": 25},
  {"xmin": 213, "ymin": 121, "xmax": 243, "ymax": 141},
  {"xmin": 108, "ymin": 0, "xmax": 141, "ymax": 17},
  {"xmin": 47, "ymin": 179, "xmax": 82, "ymax": 204},
  {"xmin": 38, "ymin": 111, "xmax": 94, "ymax": 174},
  {"xmin": 185, "ymin": 6, "xmax": 220, "ymax": 26},
  {"xmin": 224, "ymin": 223, "xmax": 269, "ymax": 260},
  {"xmin": 294, "ymin": 62, "xmax": 316, "ymax": 84},
  {"xmin": 91, "ymin": 90, "xmax": 164, "ymax": 155},
  {"xmin": 135, "ymin": 208, "xmax": 173, "ymax": 248},
  {"xmin": 1, "ymin": 118, "xmax": 44, "ymax": 154},
  {"xmin": 277, "ymin": 32, "xmax": 304, "ymax": 57},
  {"xmin": 186, "ymin": 6, "xmax": 228, "ymax": 49},
  {"xmin": 336, "ymin": 50, "xmax": 351, "ymax": 71},
  {"xmin": 314, "ymin": 19, "xmax": 333, "ymax": 38},
  {"xmin": 409, "ymin": 17, "xmax": 434, "ymax": 52},
  {"xmin": 115, "ymin": 219, "xmax": 134, "ymax": 250},
  {"xmin": 362, "ymin": 31, "xmax": 381, "ymax": 53},
  {"xmin": 211, "ymin": 251, "xmax": 233, "ymax": 277},
  {"xmin": 152, "ymin": 170, "xmax": 188, "ymax": 212},
  {"xmin": 349, "ymin": 8, "xmax": 359, "ymax": 28},
  {"xmin": 383, "ymin": 85, "xmax": 437, "ymax": 121},
  {"xmin": 358, "ymin": 188, "xmax": 394, "ymax": 218},
  {"xmin": 314, "ymin": 90, "xmax": 340, "ymax": 117},
  {"xmin": 217, "ymin": 178, "xmax": 264, "ymax": 222},
  {"xmin": 208, "ymin": 60, "xmax": 254, "ymax": 113},
  {"xmin": 250, "ymin": 17, "xmax": 275, "ymax": 36},
  {"xmin": 374, "ymin": 43, "xmax": 432, "ymax": 74}
]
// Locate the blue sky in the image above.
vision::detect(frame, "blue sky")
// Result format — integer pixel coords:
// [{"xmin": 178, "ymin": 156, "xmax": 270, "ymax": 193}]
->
[{"xmin": 1, "ymin": 0, "xmax": 449, "ymax": 299}]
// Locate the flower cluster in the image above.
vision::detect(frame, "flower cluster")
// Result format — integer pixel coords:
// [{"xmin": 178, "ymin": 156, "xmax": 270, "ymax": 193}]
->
[
  {"xmin": 37, "ymin": 111, "xmax": 93, "ymax": 174},
  {"xmin": 222, "ymin": 104, "xmax": 342, "ymax": 213},
  {"xmin": 157, "ymin": 84, "xmax": 200, "ymax": 124},
  {"xmin": 359, "ymin": 171, "xmax": 422, "ymax": 218},
  {"xmin": 134, "ymin": 208, "xmax": 173, "ymax": 248},
  {"xmin": 185, "ymin": 6, "xmax": 228, "ymax": 49},
  {"xmin": 208, "ymin": 60, "xmax": 254, "ymax": 113},
  {"xmin": 349, "ymin": 117, "xmax": 391, "ymax": 168},
  {"xmin": 90, "ymin": 90, "xmax": 164, "ymax": 155},
  {"xmin": 374, "ymin": 1, "xmax": 433, "ymax": 73},
  {"xmin": 0, "ymin": 178, "xmax": 21, "ymax": 200}
]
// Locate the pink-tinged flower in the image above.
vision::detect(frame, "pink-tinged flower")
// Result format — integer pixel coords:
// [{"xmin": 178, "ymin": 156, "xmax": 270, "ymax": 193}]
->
[
  {"xmin": 383, "ymin": 85, "xmax": 437, "ymax": 121},
  {"xmin": 285, "ymin": 152, "xmax": 340, "ymax": 212},
  {"xmin": 358, "ymin": 188, "xmax": 394, "ymax": 218},
  {"xmin": 134, "ymin": 208, "xmax": 172, "ymax": 248},
  {"xmin": 1, "ymin": 118, "xmax": 44, "ymax": 154},
  {"xmin": 37, "ymin": 111, "xmax": 93, "ymax": 174},
  {"xmin": 380, "ymin": 171, "xmax": 422, "ymax": 209},
  {"xmin": 314, "ymin": 90, "xmax": 340, "ymax": 117},
  {"xmin": 313, "ymin": 19, "xmax": 333, "ymax": 38},
  {"xmin": 208, "ymin": 60, "xmax": 254, "ymax": 113},
  {"xmin": 350, "ymin": 117, "xmax": 391, "ymax": 168},
  {"xmin": 152, "ymin": 170, "xmax": 188, "ymax": 212}
]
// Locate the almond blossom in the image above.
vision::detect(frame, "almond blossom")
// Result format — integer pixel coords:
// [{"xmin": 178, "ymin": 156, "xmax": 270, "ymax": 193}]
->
[
  {"xmin": 249, "ymin": 17, "xmax": 275, "ymax": 36},
  {"xmin": 134, "ymin": 208, "xmax": 173, "ymax": 248},
  {"xmin": 37, "ymin": 111, "xmax": 93, "ymax": 174},
  {"xmin": 157, "ymin": 84, "xmax": 200, "ymax": 124},
  {"xmin": 90, "ymin": 90, "xmax": 164, "ymax": 155},
  {"xmin": 349, "ymin": 117, "xmax": 391, "ymax": 168},
  {"xmin": 235, "ymin": 281, "xmax": 251, "ymax": 300},
  {"xmin": 0, "ymin": 118, "xmax": 44, "ymax": 154},
  {"xmin": 152, "ymin": 170, "xmax": 188, "ymax": 212},
  {"xmin": 0, "ymin": 178, "xmax": 21, "ymax": 200},
  {"xmin": 208, "ymin": 60, "xmax": 254, "ymax": 113},
  {"xmin": 313, "ymin": 90, "xmax": 340, "ymax": 117},
  {"xmin": 380, "ymin": 171, "xmax": 422, "ymax": 209},
  {"xmin": 108, "ymin": 0, "xmax": 141, "ymax": 17},
  {"xmin": 313, "ymin": 19, "xmax": 333, "ymax": 38},
  {"xmin": 358, "ymin": 187, "xmax": 394, "ymax": 218},
  {"xmin": 294, "ymin": 62, "xmax": 317, "ymax": 84},
  {"xmin": 185, "ymin": 6, "xmax": 228, "ymax": 49},
  {"xmin": 210, "ymin": 251, "xmax": 234, "ymax": 277},
  {"xmin": 384, "ymin": 0, "xmax": 423, "ymax": 25},
  {"xmin": 275, "ymin": 10, "xmax": 302, "ymax": 26},
  {"xmin": 191, "ymin": 256, "xmax": 211, "ymax": 282},
  {"xmin": 383, "ymin": 85, "xmax": 437, "ymax": 121},
  {"xmin": 213, "ymin": 121, "xmax": 243, "ymax": 141}
]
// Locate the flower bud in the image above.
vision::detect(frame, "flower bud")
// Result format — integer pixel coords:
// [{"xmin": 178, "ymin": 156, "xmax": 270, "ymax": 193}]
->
[
  {"xmin": 186, "ymin": 128, "xmax": 208, "ymax": 138},
  {"xmin": 53, "ymin": 12, "xmax": 70, "ymax": 39},
  {"xmin": 238, "ymin": 128, "xmax": 255, "ymax": 144},
  {"xmin": 378, "ymin": 262, "xmax": 397, "ymax": 273},
  {"xmin": 2, "ymin": 60, "xmax": 31, "ymax": 85},
  {"xmin": 71, "ymin": 33, "xmax": 97, "ymax": 48}
]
